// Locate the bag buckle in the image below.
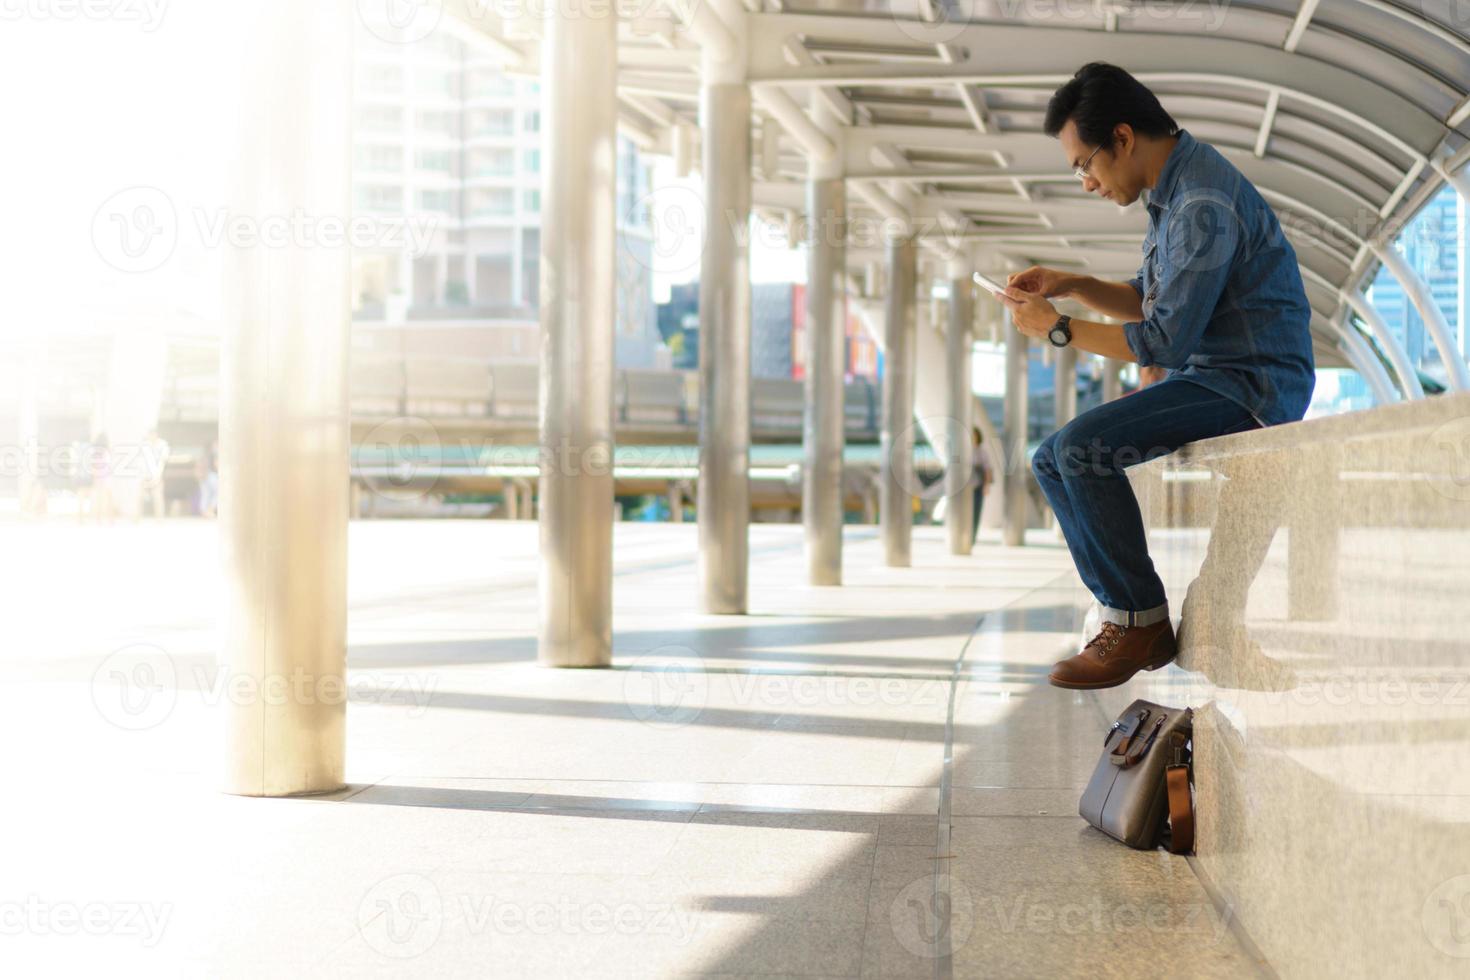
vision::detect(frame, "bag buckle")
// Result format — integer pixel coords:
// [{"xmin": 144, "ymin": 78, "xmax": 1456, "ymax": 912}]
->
[{"xmin": 1111, "ymin": 715, "xmax": 1166, "ymax": 768}]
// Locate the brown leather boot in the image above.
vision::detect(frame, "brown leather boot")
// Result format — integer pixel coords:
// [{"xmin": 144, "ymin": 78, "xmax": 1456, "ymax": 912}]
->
[{"xmin": 1048, "ymin": 620, "xmax": 1177, "ymax": 689}]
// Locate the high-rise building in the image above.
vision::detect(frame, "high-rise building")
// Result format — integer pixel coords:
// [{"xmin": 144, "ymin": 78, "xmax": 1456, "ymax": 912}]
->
[
  {"xmin": 348, "ymin": 18, "xmax": 660, "ymax": 365},
  {"xmin": 1366, "ymin": 183, "xmax": 1466, "ymax": 388}
]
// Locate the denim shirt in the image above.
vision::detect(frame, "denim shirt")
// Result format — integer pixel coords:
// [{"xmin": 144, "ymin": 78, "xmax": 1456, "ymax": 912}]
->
[{"xmin": 1122, "ymin": 130, "xmax": 1316, "ymax": 427}]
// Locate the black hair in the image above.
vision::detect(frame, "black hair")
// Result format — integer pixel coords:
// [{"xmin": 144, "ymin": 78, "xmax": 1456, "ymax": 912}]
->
[{"xmin": 1043, "ymin": 63, "xmax": 1179, "ymax": 150}]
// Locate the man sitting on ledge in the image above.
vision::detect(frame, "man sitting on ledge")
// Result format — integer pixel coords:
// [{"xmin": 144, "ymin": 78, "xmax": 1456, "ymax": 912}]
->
[{"xmin": 998, "ymin": 62, "xmax": 1316, "ymax": 690}]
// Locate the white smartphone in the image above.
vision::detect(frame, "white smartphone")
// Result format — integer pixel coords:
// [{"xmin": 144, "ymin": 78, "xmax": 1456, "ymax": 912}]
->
[{"xmin": 972, "ymin": 272, "xmax": 1008, "ymax": 296}]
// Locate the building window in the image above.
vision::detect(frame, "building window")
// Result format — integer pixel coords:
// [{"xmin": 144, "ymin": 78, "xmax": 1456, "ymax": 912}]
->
[
  {"xmin": 357, "ymin": 65, "xmax": 401, "ymax": 95},
  {"xmin": 354, "ymin": 145, "xmax": 403, "ymax": 173},
  {"xmin": 355, "ymin": 184, "xmax": 402, "ymax": 212},
  {"xmin": 523, "ymin": 110, "xmax": 540, "ymax": 133},
  {"xmin": 415, "ymin": 69, "xmax": 455, "ymax": 97},
  {"xmin": 471, "ymin": 188, "xmax": 514, "ymax": 216},
  {"xmin": 417, "ymin": 189, "xmax": 456, "ymax": 213},
  {"xmin": 474, "ymin": 109, "xmax": 514, "ymax": 137},
  {"xmin": 355, "ymin": 106, "xmax": 402, "ymax": 133},
  {"xmin": 416, "ymin": 110, "xmax": 457, "ymax": 135},
  {"xmin": 469, "ymin": 71, "xmax": 514, "ymax": 98},
  {"xmin": 416, "ymin": 149, "xmax": 453, "ymax": 172},
  {"xmin": 522, "ymin": 189, "xmax": 540, "ymax": 212},
  {"xmin": 472, "ymin": 148, "xmax": 514, "ymax": 177}
]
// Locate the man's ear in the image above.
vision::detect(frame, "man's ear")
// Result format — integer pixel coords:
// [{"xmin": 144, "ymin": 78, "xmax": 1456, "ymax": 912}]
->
[{"xmin": 1113, "ymin": 124, "xmax": 1134, "ymax": 158}]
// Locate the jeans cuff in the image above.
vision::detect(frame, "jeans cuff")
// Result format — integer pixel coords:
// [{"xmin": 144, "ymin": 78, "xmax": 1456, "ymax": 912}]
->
[{"xmin": 1100, "ymin": 602, "xmax": 1170, "ymax": 627}]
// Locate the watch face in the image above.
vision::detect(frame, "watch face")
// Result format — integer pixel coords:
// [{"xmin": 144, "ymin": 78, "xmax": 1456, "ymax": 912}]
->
[{"xmin": 1049, "ymin": 327, "xmax": 1067, "ymax": 346}]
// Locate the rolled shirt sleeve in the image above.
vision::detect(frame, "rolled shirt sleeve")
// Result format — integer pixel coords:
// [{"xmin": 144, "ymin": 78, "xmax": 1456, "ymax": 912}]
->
[{"xmin": 1123, "ymin": 191, "xmax": 1240, "ymax": 369}]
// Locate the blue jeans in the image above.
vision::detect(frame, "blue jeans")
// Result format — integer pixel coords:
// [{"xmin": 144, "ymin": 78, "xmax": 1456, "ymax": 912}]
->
[{"xmin": 1031, "ymin": 376, "xmax": 1263, "ymax": 627}]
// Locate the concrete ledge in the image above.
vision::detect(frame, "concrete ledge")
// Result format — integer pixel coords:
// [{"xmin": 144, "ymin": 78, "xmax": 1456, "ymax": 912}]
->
[{"xmin": 1093, "ymin": 391, "xmax": 1470, "ymax": 977}]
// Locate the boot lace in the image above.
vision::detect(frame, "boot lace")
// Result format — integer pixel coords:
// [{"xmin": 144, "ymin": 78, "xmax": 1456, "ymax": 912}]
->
[{"xmin": 1087, "ymin": 621, "xmax": 1127, "ymax": 659}]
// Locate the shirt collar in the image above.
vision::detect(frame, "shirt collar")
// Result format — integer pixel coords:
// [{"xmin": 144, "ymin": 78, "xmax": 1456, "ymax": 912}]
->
[{"xmin": 1142, "ymin": 129, "xmax": 1193, "ymax": 213}]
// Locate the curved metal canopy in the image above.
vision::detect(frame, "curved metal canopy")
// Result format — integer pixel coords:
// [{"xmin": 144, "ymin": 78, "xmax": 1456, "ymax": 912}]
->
[{"xmin": 451, "ymin": 0, "xmax": 1470, "ymax": 372}]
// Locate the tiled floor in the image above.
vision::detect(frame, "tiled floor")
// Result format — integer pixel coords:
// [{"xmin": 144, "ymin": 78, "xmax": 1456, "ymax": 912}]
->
[{"xmin": 5, "ymin": 519, "xmax": 1265, "ymax": 977}]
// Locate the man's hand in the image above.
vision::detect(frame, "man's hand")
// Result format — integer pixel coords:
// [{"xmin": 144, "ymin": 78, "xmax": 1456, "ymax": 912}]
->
[
  {"xmin": 1007, "ymin": 266, "xmax": 1075, "ymax": 299},
  {"xmin": 1139, "ymin": 365, "xmax": 1168, "ymax": 387},
  {"xmin": 998, "ymin": 287, "xmax": 1059, "ymax": 341}
]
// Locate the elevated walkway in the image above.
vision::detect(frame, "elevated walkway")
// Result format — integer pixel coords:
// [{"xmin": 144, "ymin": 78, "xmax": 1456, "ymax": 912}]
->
[{"xmin": 6, "ymin": 520, "xmax": 1262, "ymax": 976}]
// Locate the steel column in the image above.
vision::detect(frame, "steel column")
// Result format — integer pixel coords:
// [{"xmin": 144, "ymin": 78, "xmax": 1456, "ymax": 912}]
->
[
  {"xmin": 1054, "ymin": 345, "xmax": 1078, "ymax": 429},
  {"xmin": 1327, "ymin": 310, "xmax": 1398, "ymax": 406},
  {"xmin": 1341, "ymin": 290, "xmax": 1425, "ymax": 400},
  {"xmin": 220, "ymin": 0, "xmax": 352, "ymax": 796},
  {"xmin": 879, "ymin": 236, "xmax": 917, "ymax": 567},
  {"xmin": 696, "ymin": 7, "xmax": 752, "ymax": 613},
  {"xmin": 1100, "ymin": 355, "xmax": 1123, "ymax": 403},
  {"xmin": 803, "ymin": 175, "xmax": 847, "ymax": 584},
  {"xmin": 1002, "ymin": 311, "xmax": 1030, "ymax": 547},
  {"xmin": 945, "ymin": 257, "xmax": 974, "ymax": 556},
  {"xmin": 1373, "ymin": 244, "xmax": 1470, "ymax": 391},
  {"xmin": 537, "ymin": 0, "xmax": 618, "ymax": 666}
]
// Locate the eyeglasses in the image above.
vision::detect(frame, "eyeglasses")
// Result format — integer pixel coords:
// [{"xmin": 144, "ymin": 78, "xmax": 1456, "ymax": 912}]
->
[{"xmin": 1073, "ymin": 143, "xmax": 1105, "ymax": 181}]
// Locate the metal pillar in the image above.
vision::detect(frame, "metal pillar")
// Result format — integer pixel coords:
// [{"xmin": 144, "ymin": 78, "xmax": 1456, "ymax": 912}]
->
[
  {"xmin": 1002, "ymin": 310, "xmax": 1030, "ymax": 547},
  {"xmin": 537, "ymin": 0, "xmax": 617, "ymax": 667},
  {"xmin": 1448, "ymin": 165, "xmax": 1470, "ymax": 362},
  {"xmin": 1100, "ymin": 355, "xmax": 1123, "ymax": 402},
  {"xmin": 220, "ymin": 0, "xmax": 351, "ymax": 797},
  {"xmin": 1054, "ymin": 345, "xmax": 1078, "ymax": 429},
  {"xmin": 16, "ymin": 343, "xmax": 39, "ymax": 515},
  {"xmin": 944, "ymin": 256, "xmax": 974, "ymax": 556},
  {"xmin": 802, "ymin": 89, "xmax": 847, "ymax": 586},
  {"xmin": 1341, "ymin": 290, "xmax": 1425, "ymax": 399},
  {"xmin": 696, "ymin": 1, "xmax": 751, "ymax": 613},
  {"xmin": 1335, "ymin": 339, "xmax": 1395, "ymax": 406},
  {"xmin": 1330, "ymin": 313, "xmax": 1398, "ymax": 405},
  {"xmin": 880, "ymin": 236, "xmax": 917, "ymax": 567},
  {"xmin": 1373, "ymin": 243, "xmax": 1470, "ymax": 391},
  {"xmin": 804, "ymin": 170, "xmax": 847, "ymax": 585}
]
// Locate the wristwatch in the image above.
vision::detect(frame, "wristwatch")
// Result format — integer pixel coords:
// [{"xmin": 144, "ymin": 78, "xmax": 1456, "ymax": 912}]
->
[{"xmin": 1047, "ymin": 314, "xmax": 1072, "ymax": 348}]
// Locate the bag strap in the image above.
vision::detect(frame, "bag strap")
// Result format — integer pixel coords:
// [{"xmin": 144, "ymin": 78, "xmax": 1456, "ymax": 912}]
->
[{"xmin": 1165, "ymin": 763, "xmax": 1195, "ymax": 855}]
